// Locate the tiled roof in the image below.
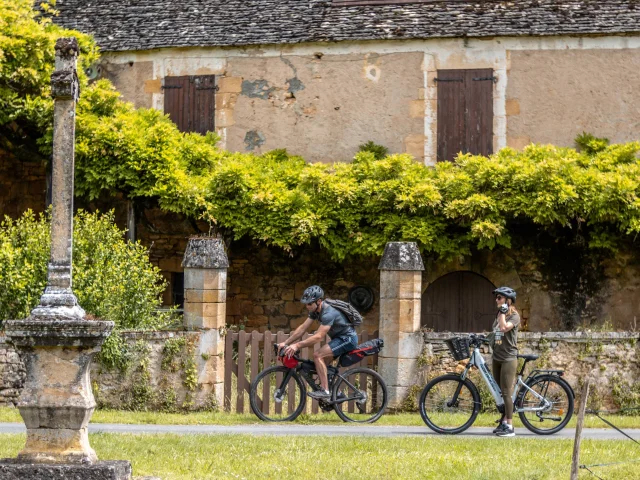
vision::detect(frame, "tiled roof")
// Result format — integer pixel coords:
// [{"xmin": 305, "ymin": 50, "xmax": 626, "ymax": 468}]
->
[{"xmin": 53, "ymin": 0, "xmax": 640, "ymax": 52}]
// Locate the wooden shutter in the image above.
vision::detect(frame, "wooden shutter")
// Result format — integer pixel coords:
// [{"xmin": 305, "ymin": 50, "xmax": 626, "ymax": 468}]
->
[
  {"xmin": 163, "ymin": 75, "xmax": 216, "ymax": 134},
  {"xmin": 437, "ymin": 68, "xmax": 494, "ymax": 162}
]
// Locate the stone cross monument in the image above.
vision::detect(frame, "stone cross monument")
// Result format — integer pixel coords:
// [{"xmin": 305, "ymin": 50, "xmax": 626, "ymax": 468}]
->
[{"xmin": 0, "ymin": 38, "xmax": 131, "ymax": 479}]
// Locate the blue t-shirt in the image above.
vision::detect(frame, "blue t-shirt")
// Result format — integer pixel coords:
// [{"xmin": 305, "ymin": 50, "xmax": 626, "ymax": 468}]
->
[{"xmin": 316, "ymin": 303, "xmax": 355, "ymax": 339}]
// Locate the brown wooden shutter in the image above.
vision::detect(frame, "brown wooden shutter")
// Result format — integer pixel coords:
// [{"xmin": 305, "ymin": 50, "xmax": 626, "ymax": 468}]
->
[
  {"xmin": 437, "ymin": 68, "xmax": 494, "ymax": 162},
  {"xmin": 163, "ymin": 75, "xmax": 216, "ymax": 134}
]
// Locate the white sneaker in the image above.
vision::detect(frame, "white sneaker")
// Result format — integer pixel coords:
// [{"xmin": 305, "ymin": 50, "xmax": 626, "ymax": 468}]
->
[{"xmin": 308, "ymin": 390, "xmax": 331, "ymax": 400}]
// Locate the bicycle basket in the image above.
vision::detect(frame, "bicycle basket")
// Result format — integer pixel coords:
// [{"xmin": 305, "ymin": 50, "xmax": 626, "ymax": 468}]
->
[{"xmin": 445, "ymin": 336, "xmax": 471, "ymax": 361}]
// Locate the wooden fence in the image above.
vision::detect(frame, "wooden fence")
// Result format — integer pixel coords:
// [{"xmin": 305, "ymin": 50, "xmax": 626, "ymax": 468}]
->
[{"xmin": 223, "ymin": 330, "xmax": 379, "ymax": 414}]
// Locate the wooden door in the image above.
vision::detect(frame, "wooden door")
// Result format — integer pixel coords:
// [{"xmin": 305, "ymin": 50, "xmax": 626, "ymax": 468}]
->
[
  {"xmin": 164, "ymin": 75, "xmax": 216, "ymax": 134},
  {"xmin": 421, "ymin": 271, "xmax": 496, "ymax": 332},
  {"xmin": 437, "ymin": 69, "xmax": 494, "ymax": 162}
]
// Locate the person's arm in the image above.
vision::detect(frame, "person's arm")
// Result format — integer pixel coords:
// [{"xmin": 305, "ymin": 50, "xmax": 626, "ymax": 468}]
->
[
  {"xmin": 278, "ymin": 317, "xmax": 313, "ymax": 352},
  {"xmin": 284, "ymin": 324, "xmax": 330, "ymax": 356},
  {"xmin": 497, "ymin": 313, "xmax": 515, "ymax": 333}
]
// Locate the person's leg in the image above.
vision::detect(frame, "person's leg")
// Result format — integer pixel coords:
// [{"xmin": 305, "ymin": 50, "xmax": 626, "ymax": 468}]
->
[
  {"xmin": 499, "ymin": 359, "xmax": 518, "ymax": 425},
  {"xmin": 313, "ymin": 344, "xmax": 334, "ymax": 392},
  {"xmin": 492, "ymin": 360, "xmax": 505, "ymax": 430}
]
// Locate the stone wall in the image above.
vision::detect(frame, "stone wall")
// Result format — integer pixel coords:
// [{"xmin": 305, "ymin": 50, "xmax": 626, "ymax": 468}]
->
[
  {"xmin": 0, "ymin": 335, "xmax": 25, "ymax": 407},
  {"xmin": 91, "ymin": 330, "xmax": 214, "ymax": 411},
  {"xmin": 415, "ymin": 331, "xmax": 640, "ymax": 411},
  {"xmin": 0, "ymin": 149, "xmax": 46, "ymax": 219},
  {"xmin": 2, "ymin": 330, "xmax": 638, "ymax": 410}
]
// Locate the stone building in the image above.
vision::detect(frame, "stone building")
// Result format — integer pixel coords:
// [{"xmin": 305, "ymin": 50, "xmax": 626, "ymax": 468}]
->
[{"xmin": 3, "ymin": 1, "xmax": 640, "ymax": 334}]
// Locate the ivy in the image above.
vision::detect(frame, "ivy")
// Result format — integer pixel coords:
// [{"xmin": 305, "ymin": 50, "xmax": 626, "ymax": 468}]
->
[{"xmin": 5, "ymin": 0, "xmax": 640, "ymax": 264}]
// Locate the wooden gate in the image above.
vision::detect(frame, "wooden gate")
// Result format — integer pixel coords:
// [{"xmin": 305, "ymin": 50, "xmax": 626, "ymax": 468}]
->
[
  {"xmin": 224, "ymin": 330, "xmax": 379, "ymax": 414},
  {"xmin": 437, "ymin": 68, "xmax": 494, "ymax": 162},
  {"xmin": 163, "ymin": 75, "xmax": 216, "ymax": 134},
  {"xmin": 421, "ymin": 271, "xmax": 496, "ymax": 332}
]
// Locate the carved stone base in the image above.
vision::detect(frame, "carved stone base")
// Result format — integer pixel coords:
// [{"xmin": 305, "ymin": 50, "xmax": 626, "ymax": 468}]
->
[{"xmin": 0, "ymin": 460, "xmax": 132, "ymax": 479}]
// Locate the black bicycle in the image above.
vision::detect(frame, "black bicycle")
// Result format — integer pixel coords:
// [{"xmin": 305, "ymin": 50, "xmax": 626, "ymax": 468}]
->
[
  {"xmin": 249, "ymin": 344, "xmax": 388, "ymax": 423},
  {"xmin": 419, "ymin": 334, "xmax": 575, "ymax": 435}
]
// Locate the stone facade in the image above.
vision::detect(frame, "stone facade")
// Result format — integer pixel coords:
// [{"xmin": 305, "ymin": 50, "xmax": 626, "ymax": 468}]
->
[{"xmin": 87, "ymin": 34, "xmax": 640, "ymax": 165}]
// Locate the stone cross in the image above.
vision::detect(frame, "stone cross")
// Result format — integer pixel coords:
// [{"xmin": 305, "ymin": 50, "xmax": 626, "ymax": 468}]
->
[{"xmin": 0, "ymin": 38, "xmax": 131, "ymax": 479}]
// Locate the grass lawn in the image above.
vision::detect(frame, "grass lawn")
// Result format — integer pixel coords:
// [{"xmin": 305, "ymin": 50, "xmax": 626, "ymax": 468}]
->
[
  {"xmin": 0, "ymin": 433, "xmax": 637, "ymax": 479},
  {"xmin": 1, "ymin": 407, "xmax": 639, "ymax": 430}
]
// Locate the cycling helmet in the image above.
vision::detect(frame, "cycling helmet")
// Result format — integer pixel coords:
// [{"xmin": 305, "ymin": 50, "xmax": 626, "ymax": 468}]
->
[
  {"xmin": 300, "ymin": 285, "xmax": 324, "ymax": 304},
  {"xmin": 493, "ymin": 286, "xmax": 516, "ymax": 303}
]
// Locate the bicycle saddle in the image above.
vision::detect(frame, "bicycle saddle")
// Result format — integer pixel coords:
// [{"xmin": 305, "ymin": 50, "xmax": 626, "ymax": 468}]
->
[{"xmin": 517, "ymin": 354, "xmax": 539, "ymax": 361}]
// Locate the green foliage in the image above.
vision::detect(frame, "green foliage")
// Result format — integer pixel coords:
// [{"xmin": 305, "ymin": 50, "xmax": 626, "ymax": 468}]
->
[
  {"xmin": 358, "ymin": 140, "xmax": 389, "ymax": 160},
  {"xmin": 0, "ymin": 0, "xmax": 98, "ymax": 146},
  {"xmin": 5, "ymin": 2, "xmax": 640, "ymax": 264},
  {"xmin": 575, "ymin": 132, "xmax": 610, "ymax": 155},
  {"xmin": 0, "ymin": 209, "xmax": 170, "ymax": 330},
  {"xmin": 161, "ymin": 337, "xmax": 187, "ymax": 372}
]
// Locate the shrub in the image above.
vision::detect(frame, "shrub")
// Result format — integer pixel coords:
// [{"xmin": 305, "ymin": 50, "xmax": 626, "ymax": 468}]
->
[{"xmin": 0, "ymin": 209, "xmax": 170, "ymax": 330}]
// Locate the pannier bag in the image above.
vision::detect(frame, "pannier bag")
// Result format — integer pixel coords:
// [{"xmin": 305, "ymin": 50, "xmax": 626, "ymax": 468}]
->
[
  {"xmin": 324, "ymin": 298, "xmax": 364, "ymax": 326},
  {"xmin": 339, "ymin": 338, "xmax": 384, "ymax": 367}
]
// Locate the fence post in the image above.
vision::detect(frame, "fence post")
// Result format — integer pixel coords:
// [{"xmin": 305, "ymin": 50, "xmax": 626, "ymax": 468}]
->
[
  {"xmin": 570, "ymin": 378, "xmax": 591, "ymax": 480},
  {"xmin": 378, "ymin": 242, "xmax": 425, "ymax": 409},
  {"xmin": 182, "ymin": 237, "xmax": 229, "ymax": 408}
]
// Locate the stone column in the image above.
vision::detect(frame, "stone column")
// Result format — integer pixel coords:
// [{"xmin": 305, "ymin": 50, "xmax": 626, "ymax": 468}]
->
[
  {"xmin": 182, "ymin": 237, "xmax": 228, "ymax": 407},
  {"xmin": 378, "ymin": 242, "xmax": 425, "ymax": 409},
  {"xmin": 1, "ymin": 38, "xmax": 131, "ymax": 479}
]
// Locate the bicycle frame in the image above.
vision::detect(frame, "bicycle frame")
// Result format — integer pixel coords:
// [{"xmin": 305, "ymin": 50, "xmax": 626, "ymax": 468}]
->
[{"xmin": 460, "ymin": 348, "xmax": 551, "ymax": 413}]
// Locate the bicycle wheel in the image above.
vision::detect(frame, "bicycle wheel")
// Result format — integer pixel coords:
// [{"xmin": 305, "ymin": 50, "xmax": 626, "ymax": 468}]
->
[
  {"xmin": 419, "ymin": 374, "xmax": 481, "ymax": 434},
  {"xmin": 517, "ymin": 375, "xmax": 574, "ymax": 435},
  {"xmin": 249, "ymin": 366, "xmax": 307, "ymax": 422},
  {"xmin": 332, "ymin": 367, "xmax": 388, "ymax": 423}
]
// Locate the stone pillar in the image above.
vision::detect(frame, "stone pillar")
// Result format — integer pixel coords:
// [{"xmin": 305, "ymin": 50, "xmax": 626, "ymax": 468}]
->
[
  {"xmin": 182, "ymin": 237, "xmax": 228, "ymax": 407},
  {"xmin": 378, "ymin": 242, "xmax": 425, "ymax": 409},
  {"xmin": 1, "ymin": 38, "xmax": 131, "ymax": 479}
]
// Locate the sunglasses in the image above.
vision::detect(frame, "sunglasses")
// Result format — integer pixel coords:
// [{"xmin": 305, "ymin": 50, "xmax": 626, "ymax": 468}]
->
[{"xmin": 495, "ymin": 295, "xmax": 505, "ymax": 301}]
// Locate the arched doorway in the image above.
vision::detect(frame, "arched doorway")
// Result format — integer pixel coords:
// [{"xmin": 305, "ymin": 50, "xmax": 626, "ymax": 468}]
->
[{"xmin": 421, "ymin": 271, "xmax": 496, "ymax": 332}]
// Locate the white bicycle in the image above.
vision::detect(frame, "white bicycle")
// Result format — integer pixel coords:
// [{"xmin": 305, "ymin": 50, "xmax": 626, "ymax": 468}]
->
[{"xmin": 419, "ymin": 334, "xmax": 575, "ymax": 435}]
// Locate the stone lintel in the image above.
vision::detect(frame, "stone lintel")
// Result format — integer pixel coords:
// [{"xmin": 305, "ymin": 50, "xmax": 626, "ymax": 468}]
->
[
  {"xmin": 0, "ymin": 459, "xmax": 131, "ymax": 480},
  {"xmin": 182, "ymin": 237, "xmax": 229, "ymax": 269},
  {"xmin": 378, "ymin": 242, "xmax": 424, "ymax": 271}
]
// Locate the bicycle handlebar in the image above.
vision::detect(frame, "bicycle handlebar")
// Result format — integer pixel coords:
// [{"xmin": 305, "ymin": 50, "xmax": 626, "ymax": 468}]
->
[
  {"xmin": 468, "ymin": 333, "xmax": 488, "ymax": 347},
  {"xmin": 274, "ymin": 343, "xmax": 301, "ymax": 360}
]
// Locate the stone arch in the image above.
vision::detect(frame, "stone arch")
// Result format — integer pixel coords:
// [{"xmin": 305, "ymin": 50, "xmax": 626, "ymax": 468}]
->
[{"xmin": 421, "ymin": 251, "xmax": 523, "ymax": 332}]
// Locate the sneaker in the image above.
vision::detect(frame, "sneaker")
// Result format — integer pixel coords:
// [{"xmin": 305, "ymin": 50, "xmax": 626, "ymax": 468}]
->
[
  {"xmin": 308, "ymin": 390, "xmax": 331, "ymax": 400},
  {"xmin": 492, "ymin": 417, "xmax": 506, "ymax": 434},
  {"xmin": 495, "ymin": 423, "xmax": 515, "ymax": 437}
]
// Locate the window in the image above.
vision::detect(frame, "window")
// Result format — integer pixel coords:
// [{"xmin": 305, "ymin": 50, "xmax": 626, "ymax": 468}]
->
[
  {"xmin": 163, "ymin": 75, "xmax": 217, "ymax": 134},
  {"xmin": 172, "ymin": 272, "xmax": 184, "ymax": 309},
  {"xmin": 436, "ymin": 69, "xmax": 494, "ymax": 162}
]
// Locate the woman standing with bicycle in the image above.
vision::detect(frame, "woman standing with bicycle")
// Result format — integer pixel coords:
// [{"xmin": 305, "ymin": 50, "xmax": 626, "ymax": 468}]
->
[{"xmin": 490, "ymin": 286, "xmax": 521, "ymax": 437}]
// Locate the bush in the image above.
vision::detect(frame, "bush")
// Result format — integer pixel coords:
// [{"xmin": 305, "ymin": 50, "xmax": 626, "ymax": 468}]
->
[{"xmin": 0, "ymin": 209, "xmax": 170, "ymax": 330}]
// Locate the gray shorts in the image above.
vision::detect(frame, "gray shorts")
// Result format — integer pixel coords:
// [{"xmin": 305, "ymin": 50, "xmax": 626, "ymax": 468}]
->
[{"xmin": 328, "ymin": 334, "xmax": 358, "ymax": 357}]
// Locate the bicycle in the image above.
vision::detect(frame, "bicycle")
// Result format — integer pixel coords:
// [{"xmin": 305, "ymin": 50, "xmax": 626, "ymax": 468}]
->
[
  {"xmin": 249, "ymin": 344, "xmax": 388, "ymax": 423},
  {"xmin": 419, "ymin": 333, "xmax": 575, "ymax": 435}
]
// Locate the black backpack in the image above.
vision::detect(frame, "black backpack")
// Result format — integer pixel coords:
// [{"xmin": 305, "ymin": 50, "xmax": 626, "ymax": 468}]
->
[
  {"xmin": 324, "ymin": 298, "xmax": 363, "ymax": 327},
  {"xmin": 339, "ymin": 338, "xmax": 384, "ymax": 367}
]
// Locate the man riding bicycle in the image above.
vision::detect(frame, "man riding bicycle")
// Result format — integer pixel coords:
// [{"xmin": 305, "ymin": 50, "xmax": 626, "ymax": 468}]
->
[{"xmin": 278, "ymin": 285, "xmax": 358, "ymax": 400}]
